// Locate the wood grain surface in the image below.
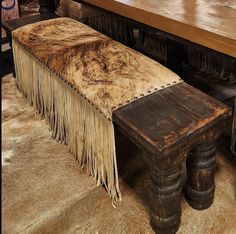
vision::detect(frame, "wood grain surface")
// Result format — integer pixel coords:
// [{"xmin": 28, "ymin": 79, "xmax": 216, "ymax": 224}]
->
[
  {"xmin": 76, "ymin": 0, "xmax": 236, "ymax": 58},
  {"xmin": 113, "ymin": 82, "xmax": 231, "ymax": 154}
]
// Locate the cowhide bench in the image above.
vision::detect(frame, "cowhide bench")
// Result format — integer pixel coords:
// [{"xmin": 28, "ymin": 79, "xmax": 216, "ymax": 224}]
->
[{"xmin": 12, "ymin": 17, "xmax": 231, "ymax": 234}]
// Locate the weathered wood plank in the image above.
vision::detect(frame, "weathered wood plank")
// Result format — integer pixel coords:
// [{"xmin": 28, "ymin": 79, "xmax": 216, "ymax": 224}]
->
[{"xmin": 113, "ymin": 82, "xmax": 231, "ymax": 152}]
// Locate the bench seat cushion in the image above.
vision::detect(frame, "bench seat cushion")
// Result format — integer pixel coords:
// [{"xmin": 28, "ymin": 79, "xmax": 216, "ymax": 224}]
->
[
  {"xmin": 12, "ymin": 17, "xmax": 181, "ymax": 202},
  {"xmin": 13, "ymin": 17, "xmax": 181, "ymax": 118}
]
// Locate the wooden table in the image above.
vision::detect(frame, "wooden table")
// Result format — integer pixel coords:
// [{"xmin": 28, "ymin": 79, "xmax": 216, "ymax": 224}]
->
[{"xmin": 75, "ymin": 0, "xmax": 236, "ymax": 58}]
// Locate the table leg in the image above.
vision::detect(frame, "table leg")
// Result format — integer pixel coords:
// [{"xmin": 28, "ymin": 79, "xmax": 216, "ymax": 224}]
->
[
  {"xmin": 185, "ymin": 139, "xmax": 216, "ymax": 210},
  {"xmin": 148, "ymin": 160, "xmax": 182, "ymax": 234}
]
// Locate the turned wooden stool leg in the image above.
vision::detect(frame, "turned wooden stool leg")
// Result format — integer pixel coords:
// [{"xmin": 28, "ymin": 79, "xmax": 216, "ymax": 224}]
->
[
  {"xmin": 149, "ymin": 164, "xmax": 182, "ymax": 234},
  {"xmin": 185, "ymin": 139, "xmax": 216, "ymax": 210}
]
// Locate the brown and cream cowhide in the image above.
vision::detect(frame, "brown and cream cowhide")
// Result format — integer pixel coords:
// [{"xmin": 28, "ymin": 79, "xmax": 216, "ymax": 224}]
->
[
  {"xmin": 2, "ymin": 74, "xmax": 236, "ymax": 233},
  {"xmin": 12, "ymin": 17, "xmax": 181, "ymax": 118}
]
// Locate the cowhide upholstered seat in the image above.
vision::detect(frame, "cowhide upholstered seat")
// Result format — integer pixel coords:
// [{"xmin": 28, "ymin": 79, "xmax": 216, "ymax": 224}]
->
[{"xmin": 12, "ymin": 17, "xmax": 231, "ymax": 234}]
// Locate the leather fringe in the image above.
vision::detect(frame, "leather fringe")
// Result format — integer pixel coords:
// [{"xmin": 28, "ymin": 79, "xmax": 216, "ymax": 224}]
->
[
  {"xmin": 12, "ymin": 40, "xmax": 121, "ymax": 204},
  {"xmin": 186, "ymin": 45, "xmax": 236, "ymax": 84}
]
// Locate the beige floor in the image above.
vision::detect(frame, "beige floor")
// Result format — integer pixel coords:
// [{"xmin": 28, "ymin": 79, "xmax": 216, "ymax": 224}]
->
[{"xmin": 2, "ymin": 74, "xmax": 236, "ymax": 234}]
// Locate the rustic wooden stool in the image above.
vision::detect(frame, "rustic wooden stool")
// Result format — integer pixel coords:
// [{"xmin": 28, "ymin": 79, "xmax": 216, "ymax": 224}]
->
[{"xmin": 113, "ymin": 82, "xmax": 231, "ymax": 233}]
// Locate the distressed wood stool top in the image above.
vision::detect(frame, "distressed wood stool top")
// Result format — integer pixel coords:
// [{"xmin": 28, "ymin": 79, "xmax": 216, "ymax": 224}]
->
[{"xmin": 114, "ymin": 82, "xmax": 231, "ymax": 155}]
